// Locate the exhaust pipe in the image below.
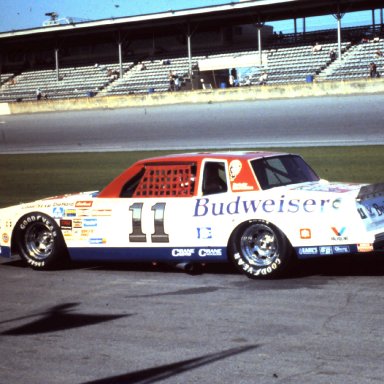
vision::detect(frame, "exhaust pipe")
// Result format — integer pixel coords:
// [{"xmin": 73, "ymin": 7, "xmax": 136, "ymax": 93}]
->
[{"xmin": 175, "ymin": 262, "xmax": 203, "ymax": 275}]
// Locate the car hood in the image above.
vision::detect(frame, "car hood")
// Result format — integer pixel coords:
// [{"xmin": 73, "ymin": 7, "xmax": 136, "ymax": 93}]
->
[
  {"xmin": 287, "ymin": 180, "xmax": 364, "ymax": 195},
  {"xmin": 286, "ymin": 181, "xmax": 384, "ymax": 233}
]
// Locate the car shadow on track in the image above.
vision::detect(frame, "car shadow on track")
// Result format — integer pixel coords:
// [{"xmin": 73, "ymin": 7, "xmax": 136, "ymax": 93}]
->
[
  {"xmin": 2, "ymin": 252, "xmax": 384, "ymax": 279},
  {"xmin": 80, "ymin": 344, "xmax": 259, "ymax": 384},
  {"xmin": 0, "ymin": 302, "xmax": 131, "ymax": 336}
]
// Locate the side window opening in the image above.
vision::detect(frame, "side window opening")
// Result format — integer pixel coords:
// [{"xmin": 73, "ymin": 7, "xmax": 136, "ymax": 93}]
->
[
  {"xmin": 121, "ymin": 164, "xmax": 196, "ymax": 197},
  {"xmin": 202, "ymin": 161, "xmax": 228, "ymax": 195},
  {"xmin": 120, "ymin": 168, "xmax": 145, "ymax": 197}
]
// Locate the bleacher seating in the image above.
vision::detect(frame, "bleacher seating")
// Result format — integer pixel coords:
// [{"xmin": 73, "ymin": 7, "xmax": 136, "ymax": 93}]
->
[
  {"xmin": 0, "ymin": 63, "xmax": 130, "ymax": 102},
  {"xmin": 103, "ymin": 56, "xmax": 197, "ymax": 95},
  {"xmin": 0, "ymin": 73, "xmax": 14, "ymax": 86},
  {"xmin": 0, "ymin": 26, "xmax": 383, "ymax": 102},
  {"xmin": 319, "ymin": 39, "xmax": 384, "ymax": 81}
]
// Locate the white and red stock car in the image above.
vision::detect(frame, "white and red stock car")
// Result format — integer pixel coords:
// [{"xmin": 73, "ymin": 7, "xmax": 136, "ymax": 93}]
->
[{"xmin": 1, "ymin": 151, "xmax": 384, "ymax": 279}]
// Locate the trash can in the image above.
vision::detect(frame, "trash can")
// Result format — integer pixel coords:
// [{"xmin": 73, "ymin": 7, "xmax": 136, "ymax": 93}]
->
[
  {"xmin": 305, "ymin": 75, "xmax": 314, "ymax": 83},
  {"xmin": 148, "ymin": 88, "xmax": 155, "ymax": 93},
  {"xmin": 220, "ymin": 82, "xmax": 227, "ymax": 89}
]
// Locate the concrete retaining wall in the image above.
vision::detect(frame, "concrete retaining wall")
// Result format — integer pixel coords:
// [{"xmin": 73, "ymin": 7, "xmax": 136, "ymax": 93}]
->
[{"xmin": 1, "ymin": 78, "xmax": 384, "ymax": 116}]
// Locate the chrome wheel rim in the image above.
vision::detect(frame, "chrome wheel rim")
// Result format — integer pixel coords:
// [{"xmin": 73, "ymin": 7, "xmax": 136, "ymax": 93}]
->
[
  {"xmin": 24, "ymin": 222, "xmax": 55, "ymax": 260},
  {"xmin": 240, "ymin": 223, "xmax": 278, "ymax": 267}
]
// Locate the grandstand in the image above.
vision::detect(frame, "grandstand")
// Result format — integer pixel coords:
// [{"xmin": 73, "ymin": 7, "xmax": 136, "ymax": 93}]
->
[{"xmin": 0, "ymin": 1, "xmax": 383, "ymax": 102}]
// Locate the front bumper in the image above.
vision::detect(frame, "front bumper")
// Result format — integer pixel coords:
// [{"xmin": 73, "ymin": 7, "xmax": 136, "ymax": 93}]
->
[{"xmin": 374, "ymin": 232, "xmax": 384, "ymax": 251}]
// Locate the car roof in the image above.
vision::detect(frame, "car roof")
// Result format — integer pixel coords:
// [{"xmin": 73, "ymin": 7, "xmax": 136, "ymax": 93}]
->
[{"xmin": 138, "ymin": 151, "xmax": 289, "ymax": 164}]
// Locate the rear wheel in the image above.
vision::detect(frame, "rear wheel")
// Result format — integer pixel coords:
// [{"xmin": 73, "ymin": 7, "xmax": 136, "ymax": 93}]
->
[
  {"xmin": 229, "ymin": 220, "xmax": 293, "ymax": 279},
  {"xmin": 14, "ymin": 212, "xmax": 68, "ymax": 270}
]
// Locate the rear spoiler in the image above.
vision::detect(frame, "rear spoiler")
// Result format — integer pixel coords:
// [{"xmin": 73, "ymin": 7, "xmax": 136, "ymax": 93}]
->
[{"xmin": 357, "ymin": 183, "xmax": 384, "ymax": 201}]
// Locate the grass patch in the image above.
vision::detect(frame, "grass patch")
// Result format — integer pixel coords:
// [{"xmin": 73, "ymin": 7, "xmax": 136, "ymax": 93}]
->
[{"xmin": 0, "ymin": 146, "xmax": 383, "ymax": 208}]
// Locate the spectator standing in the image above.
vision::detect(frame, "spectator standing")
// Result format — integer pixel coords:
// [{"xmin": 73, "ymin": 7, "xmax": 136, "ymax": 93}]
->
[
  {"xmin": 229, "ymin": 74, "xmax": 234, "ymax": 86},
  {"xmin": 369, "ymin": 62, "xmax": 378, "ymax": 78},
  {"xmin": 259, "ymin": 72, "xmax": 268, "ymax": 85},
  {"xmin": 312, "ymin": 42, "xmax": 322, "ymax": 53},
  {"xmin": 231, "ymin": 68, "xmax": 237, "ymax": 81},
  {"xmin": 36, "ymin": 88, "xmax": 42, "ymax": 100},
  {"xmin": 174, "ymin": 73, "xmax": 180, "ymax": 91},
  {"xmin": 168, "ymin": 71, "xmax": 175, "ymax": 91}
]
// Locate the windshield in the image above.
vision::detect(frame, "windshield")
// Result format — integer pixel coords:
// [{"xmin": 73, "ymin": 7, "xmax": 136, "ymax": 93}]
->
[{"xmin": 251, "ymin": 155, "xmax": 319, "ymax": 190}]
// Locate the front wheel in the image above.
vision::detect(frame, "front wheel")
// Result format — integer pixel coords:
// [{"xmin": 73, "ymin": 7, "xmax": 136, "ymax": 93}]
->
[
  {"xmin": 229, "ymin": 220, "xmax": 293, "ymax": 279},
  {"xmin": 14, "ymin": 212, "xmax": 68, "ymax": 270}
]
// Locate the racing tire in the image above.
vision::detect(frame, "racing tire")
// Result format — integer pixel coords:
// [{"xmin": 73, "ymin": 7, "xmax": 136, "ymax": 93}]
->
[
  {"xmin": 14, "ymin": 212, "xmax": 69, "ymax": 270},
  {"xmin": 229, "ymin": 220, "xmax": 293, "ymax": 279}
]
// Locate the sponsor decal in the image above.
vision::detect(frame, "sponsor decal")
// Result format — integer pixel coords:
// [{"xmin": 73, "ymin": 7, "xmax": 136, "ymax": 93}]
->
[
  {"xmin": 73, "ymin": 229, "xmax": 94, "ymax": 239},
  {"xmin": 357, "ymin": 243, "xmax": 373, "ymax": 252},
  {"xmin": 52, "ymin": 207, "xmax": 65, "ymax": 218},
  {"xmin": 320, "ymin": 246, "xmax": 333, "ymax": 255},
  {"xmin": 358, "ymin": 197, "xmax": 384, "ymax": 220},
  {"xmin": 171, "ymin": 248, "xmax": 195, "ymax": 257},
  {"xmin": 60, "ymin": 219, "xmax": 72, "ymax": 230},
  {"xmin": 77, "ymin": 209, "xmax": 91, "ymax": 217},
  {"xmin": 65, "ymin": 209, "xmax": 77, "ymax": 217},
  {"xmin": 73, "ymin": 219, "xmax": 83, "ymax": 228},
  {"xmin": 89, "ymin": 238, "xmax": 106, "ymax": 245},
  {"xmin": 2, "ymin": 233, "xmax": 9, "ymax": 244},
  {"xmin": 333, "ymin": 245, "xmax": 351, "ymax": 254},
  {"xmin": 229, "ymin": 160, "xmax": 242, "ymax": 181},
  {"xmin": 298, "ymin": 247, "xmax": 318, "ymax": 256},
  {"xmin": 198, "ymin": 249, "xmax": 222, "ymax": 257},
  {"xmin": 83, "ymin": 218, "xmax": 97, "ymax": 227},
  {"xmin": 232, "ymin": 182, "xmax": 254, "ymax": 191},
  {"xmin": 193, "ymin": 195, "xmax": 332, "ymax": 217},
  {"xmin": 91, "ymin": 209, "xmax": 112, "ymax": 216},
  {"xmin": 197, "ymin": 227, "xmax": 212, "ymax": 239},
  {"xmin": 293, "ymin": 184, "xmax": 356, "ymax": 193},
  {"xmin": 363, "ymin": 202, "xmax": 384, "ymax": 218},
  {"xmin": 331, "ymin": 227, "xmax": 348, "ymax": 241},
  {"xmin": 75, "ymin": 201, "xmax": 93, "ymax": 208},
  {"xmin": 81, "ymin": 229, "xmax": 94, "ymax": 236},
  {"xmin": 357, "ymin": 207, "xmax": 368, "ymax": 219},
  {"xmin": 300, "ymin": 228, "xmax": 311, "ymax": 239},
  {"xmin": 53, "ymin": 201, "xmax": 72, "ymax": 207}
]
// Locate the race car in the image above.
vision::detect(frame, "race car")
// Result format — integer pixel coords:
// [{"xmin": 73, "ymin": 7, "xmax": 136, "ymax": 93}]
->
[{"xmin": 1, "ymin": 151, "xmax": 383, "ymax": 279}]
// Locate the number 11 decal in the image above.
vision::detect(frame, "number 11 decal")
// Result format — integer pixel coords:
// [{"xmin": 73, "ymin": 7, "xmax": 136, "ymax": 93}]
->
[{"xmin": 129, "ymin": 202, "xmax": 169, "ymax": 243}]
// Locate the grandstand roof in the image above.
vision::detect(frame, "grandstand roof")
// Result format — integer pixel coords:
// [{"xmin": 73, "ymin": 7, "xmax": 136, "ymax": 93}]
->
[{"xmin": 0, "ymin": 0, "xmax": 382, "ymax": 43}]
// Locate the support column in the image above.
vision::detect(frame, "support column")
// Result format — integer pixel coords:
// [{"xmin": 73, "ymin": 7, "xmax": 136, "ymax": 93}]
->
[
  {"xmin": 118, "ymin": 40, "xmax": 123, "ymax": 78},
  {"xmin": 255, "ymin": 21, "xmax": 264, "ymax": 65},
  {"xmin": 333, "ymin": 12, "xmax": 344, "ymax": 60},
  {"xmin": 55, "ymin": 48, "xmax": 59, "ymax": 81},
  {"xmin": 187, "ymin": 24, "xmax": 192, "ymax": 79},
  {"xmin": 294, "ymin": 18, "xmax": 297, "ymax": 42},
  {"xmin": 372, "ymin": 9, "xmax": 376, "ymax": 32}
]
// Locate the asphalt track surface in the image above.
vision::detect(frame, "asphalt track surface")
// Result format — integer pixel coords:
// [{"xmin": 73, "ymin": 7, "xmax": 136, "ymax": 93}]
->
[
  {"xmin": 1, "ymin": 94, "xmax": 384, "ymax": 383},
  {"xmin": 0, "ymin": 93, "xmax": 383, "ymax": 153},
  {"xmin": 1, "ymin": 256, "xmax": 384, "ymax": 384}
]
